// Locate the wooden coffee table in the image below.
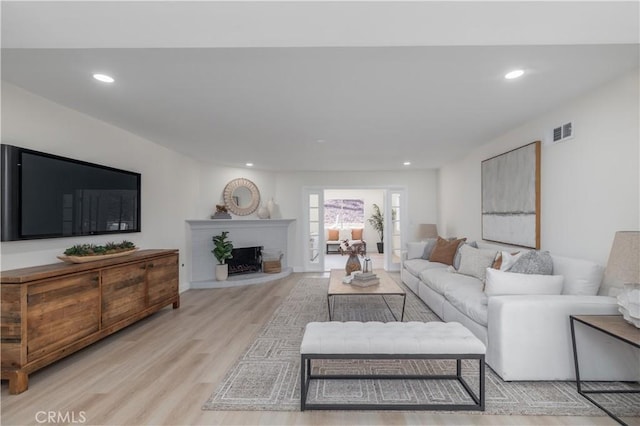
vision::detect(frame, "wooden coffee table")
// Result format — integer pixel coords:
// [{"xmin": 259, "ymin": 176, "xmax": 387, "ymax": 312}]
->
[{"xmin": 327, "ymin": 269, "xmax": 406, "ymax": 321}]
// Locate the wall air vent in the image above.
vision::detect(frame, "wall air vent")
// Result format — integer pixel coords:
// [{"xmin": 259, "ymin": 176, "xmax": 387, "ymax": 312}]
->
[{"xmin": 548, "ymin": 121, "xmax": 574, "ymax": 145}]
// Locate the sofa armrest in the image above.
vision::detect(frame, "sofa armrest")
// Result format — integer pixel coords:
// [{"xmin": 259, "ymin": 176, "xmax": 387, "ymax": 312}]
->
[{"xmin": 487, "ymin": 295, "xmax": 639, "ymax": 381}]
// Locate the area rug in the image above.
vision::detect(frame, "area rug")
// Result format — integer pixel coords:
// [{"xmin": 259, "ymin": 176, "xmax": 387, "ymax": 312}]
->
[{"xmin": 203, "ymin": 277, "xmax": 640, "ymax": 416}]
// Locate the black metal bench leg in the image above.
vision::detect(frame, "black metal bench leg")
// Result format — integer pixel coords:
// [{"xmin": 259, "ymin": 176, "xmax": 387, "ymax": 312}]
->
[{"xmin": 300, "ymin": 355, "xmax": 306, "ymax": 411}]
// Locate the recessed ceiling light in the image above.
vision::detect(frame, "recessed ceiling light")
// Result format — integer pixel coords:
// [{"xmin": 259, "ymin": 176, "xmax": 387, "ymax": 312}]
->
[
  {"xmin": 245, "ymin": 162, "xmax": 254, "ymax": 167},
  {"xmin": 504, "ymin": 69, "xmax": 525, "ymax": 80},
  {"xmin": 403, "ymin": 161, "xmax": 411, "ymax": 166},
  {"xmin": 93, "ymin": 73, "xmax": 114, "ymax": 83},
  {"xmin": 316, "ymin": 139, "xmax": 326, "ymax": 144}
]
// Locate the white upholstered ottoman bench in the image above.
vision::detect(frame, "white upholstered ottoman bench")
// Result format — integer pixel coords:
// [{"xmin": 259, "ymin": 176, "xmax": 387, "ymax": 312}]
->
[{"xmin": 300, "ymin": 321, "xmax": 486, "ymax": 411}]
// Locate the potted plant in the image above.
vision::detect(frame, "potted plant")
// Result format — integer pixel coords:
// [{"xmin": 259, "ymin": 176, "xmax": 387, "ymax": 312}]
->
[
  {"xmin": 368, "ymin": 204, "xmax": 384, "ymax": 253},
  {"xmin": 212, "ymin": 231, "xmax": 234, "ymax": 281}
]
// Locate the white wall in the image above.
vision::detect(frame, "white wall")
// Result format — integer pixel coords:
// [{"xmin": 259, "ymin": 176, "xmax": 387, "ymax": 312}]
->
[
  {"xmin": 439, "ymin": 69, "xmax": 639, "ymax": 265},
  {"xmin": 196, "ymin": 167, "xmax": 277, "ymax": 219},
  {"xmin": 0, "ymin": 83, "xmax": 206, "ymax": 291},
  {"xmin": 273, "ymin": 170, "xmax": 439, "ymax": 268}
]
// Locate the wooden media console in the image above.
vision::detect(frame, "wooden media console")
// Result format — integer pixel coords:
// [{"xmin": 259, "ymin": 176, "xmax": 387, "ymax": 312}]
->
[{"xmin": 1, "ymin": 249, "xmax": 179, "ymax": 394}]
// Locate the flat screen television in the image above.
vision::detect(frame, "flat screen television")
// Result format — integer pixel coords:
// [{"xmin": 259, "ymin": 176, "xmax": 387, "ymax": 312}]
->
[{"xmin": 1, "ymin": 144, "xmax": 141, "ymax": 241}]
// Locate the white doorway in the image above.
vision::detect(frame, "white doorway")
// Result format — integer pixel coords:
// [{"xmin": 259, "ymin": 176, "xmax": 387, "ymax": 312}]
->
[{"xmin": 302, "ymin": 186, "xmax": 407, "ymax": 272}]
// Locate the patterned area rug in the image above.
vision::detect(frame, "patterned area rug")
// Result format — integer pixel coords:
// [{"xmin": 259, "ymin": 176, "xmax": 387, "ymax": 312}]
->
[{"xmin": 203, "ymin": 277, "xmax": 640, "ymax": 416}]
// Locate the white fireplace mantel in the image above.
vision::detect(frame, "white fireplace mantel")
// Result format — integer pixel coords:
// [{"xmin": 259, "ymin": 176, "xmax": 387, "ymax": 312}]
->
[{"xmin": 186, "ymin": 219, "xmax": 296, "ymax": 288}]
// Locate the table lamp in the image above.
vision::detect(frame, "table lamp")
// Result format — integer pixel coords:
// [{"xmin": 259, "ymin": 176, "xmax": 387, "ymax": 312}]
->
[{"xmin": 416, "ymin": 224, "xmax": 438, "ymax": 241}]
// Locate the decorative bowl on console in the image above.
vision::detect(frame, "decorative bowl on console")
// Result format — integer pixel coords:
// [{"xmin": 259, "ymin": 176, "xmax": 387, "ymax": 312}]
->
[{"xmin": 57, "ymin": 241, "xmax": 138, "ymax": 263}]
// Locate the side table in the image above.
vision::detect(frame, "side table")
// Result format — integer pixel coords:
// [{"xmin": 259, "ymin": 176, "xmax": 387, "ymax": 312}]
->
[{"xmin": 570, "ymin": 315, "xmax": 640, "ymax": 426}]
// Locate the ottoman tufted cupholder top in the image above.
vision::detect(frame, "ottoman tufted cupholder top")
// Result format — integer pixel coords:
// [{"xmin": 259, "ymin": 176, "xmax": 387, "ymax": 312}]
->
[{"xmin": 300, "ymin": 321, "xmax": 486, "ymax": 355}]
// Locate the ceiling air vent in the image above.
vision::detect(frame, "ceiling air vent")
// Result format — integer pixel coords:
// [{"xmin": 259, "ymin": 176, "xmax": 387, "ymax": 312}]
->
[{"xmin": 549, "ymin": 122, "xmax": 574, "ymax": 144}]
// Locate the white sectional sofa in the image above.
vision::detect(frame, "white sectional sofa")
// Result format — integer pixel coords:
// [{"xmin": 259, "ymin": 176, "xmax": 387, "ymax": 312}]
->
[{"xmin": 401, "ymin": 240, "xmax": 640, "ymax": 381}]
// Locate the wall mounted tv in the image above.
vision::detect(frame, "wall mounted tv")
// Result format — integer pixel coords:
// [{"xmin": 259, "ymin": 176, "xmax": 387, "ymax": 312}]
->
[{"xmin": 1, "ymin": 144, "xmax": 141, "ymax": 241}]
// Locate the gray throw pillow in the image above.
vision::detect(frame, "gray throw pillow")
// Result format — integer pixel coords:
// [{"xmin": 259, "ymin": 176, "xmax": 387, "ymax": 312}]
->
[
  {"xmin": 509, "ymin": 250, "xmax": 553, "ymax": 275},
  {"xmin": 421, "ymin": 238, "xmax": 437, "ymax": 260},
  {"xmin": 453, "ymin": 241, "xmax": 478, "ymax": 269},
  {"xmin": 457, "ymin": 244, "xmax": 498, "ymax": 281}
]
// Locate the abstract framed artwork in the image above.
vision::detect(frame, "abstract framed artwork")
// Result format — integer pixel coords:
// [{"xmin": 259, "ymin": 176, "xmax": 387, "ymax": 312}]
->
[{"xmin": 481, "ymin": 141, "xmax": 541, "ymax": 249}]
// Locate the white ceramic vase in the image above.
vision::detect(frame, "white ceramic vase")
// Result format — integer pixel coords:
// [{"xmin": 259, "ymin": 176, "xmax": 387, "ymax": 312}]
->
[
  {"xmin": 215, "ymin": 264, "xmax": 229, "ymax": 281},
  {"xmin": 266, "ymin": 198, "xmax": 276, "ymax": 218},
  {"xmin": 257, "ymin": 204, "xmax": 270, "ymax": 219}
]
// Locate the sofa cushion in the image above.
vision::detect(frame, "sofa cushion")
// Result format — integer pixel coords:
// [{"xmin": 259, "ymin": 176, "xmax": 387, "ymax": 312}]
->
[
  {"xmin": 497, "ymin": 251, "xmax": 525, "ymax": 271},
  {"xmin": 453, "ymin": 241, "xmax": 478, "ymax": 270},
  {"xmin": 407, "ymin": 242, "xmax": 428, "ymax": 260},
  {"xmin": 510, "ymin": 250, "xmax": 553, "ymax": 275},
  {"xmin": 407, "ymin": 239, "xmax": 438, "ymax": 260},
  {"xmin": 444, "ymin": 283, "xmax": 488, "ymax": 326},
  {"xmin": 351, "ymin": 228, "xmax": 363, "ymax": 240},
  {"xmin": 457, "ymin": 245, "xmax": 498, "ymax": 281},
  {"xmin": 421, "ymin": 238, "xmax": 438, "ymax": 259},
  {"xmin": 551, "ymin": 255, "xmax": 603, "ymax": 296},
  {"xmin": 327, "ymin": 229, "xmax": 339, "ymax": 241},
  {"xmin": 404, "ymin": 259, "xmax": 447, "ymax": 277},
  {"xmin": 484, "ymin": 268, "xmax": 564, "ymax": 298},
  {"xmin": 420, "ymin": 267, "xmax": 482, "ymax": 296},
  {"xmin": 429, "ymin": 237, "xmax": 466, "ymax": 266}
]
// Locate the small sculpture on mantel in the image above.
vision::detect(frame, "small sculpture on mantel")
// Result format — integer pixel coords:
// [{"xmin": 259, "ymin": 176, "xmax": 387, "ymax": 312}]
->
[{"xmin": 211, "ymin": 204, "xmax": 232, "ymax": 219}]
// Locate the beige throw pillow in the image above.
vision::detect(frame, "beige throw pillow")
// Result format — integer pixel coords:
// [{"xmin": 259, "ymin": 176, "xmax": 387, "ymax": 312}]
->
[{"xmin": 457, "ymin": 245, "xmax": 498, "ymax": 281}]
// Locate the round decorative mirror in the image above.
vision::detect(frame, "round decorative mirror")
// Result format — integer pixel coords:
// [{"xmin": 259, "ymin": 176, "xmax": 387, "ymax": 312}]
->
[{"xmin": 223, "ymin": 178, "xmax": 260, "ymax": 216}]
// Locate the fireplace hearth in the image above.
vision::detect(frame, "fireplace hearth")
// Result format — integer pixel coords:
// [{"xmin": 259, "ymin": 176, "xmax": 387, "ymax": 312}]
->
[
  {"xmin": 228, "ymin": 246, "xmax": 263, "ymax": 276},
  {"xmin": 187, "ymin": 219, "xmax": 295, "ymax": 288}
]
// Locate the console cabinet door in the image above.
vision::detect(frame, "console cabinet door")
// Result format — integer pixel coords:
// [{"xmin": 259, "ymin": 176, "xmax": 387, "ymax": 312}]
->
[
  {"xmin": 101, "ymin": 262, "xmax": 147, "ymax": 328},
  {"xmin": 147, "ymin": 255, "xmax": 178, "ymax": 307},
  {"xmin": 27, "ymin": 272, "xmax": 100, "ymax": 362}
]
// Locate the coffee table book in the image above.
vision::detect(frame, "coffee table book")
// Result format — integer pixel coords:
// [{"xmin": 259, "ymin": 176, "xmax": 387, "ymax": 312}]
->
[{"xmin": 351, "ymin": 272, "xmax": 379, "ymax": 287}]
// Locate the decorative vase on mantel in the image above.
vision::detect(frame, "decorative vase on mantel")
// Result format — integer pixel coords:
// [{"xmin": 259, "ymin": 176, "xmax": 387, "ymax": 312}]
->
[
  {"xmin": 266, "ymin": 198, "xmax": 280, "ymax": 219},
  {"xmin": 257, "ymin": 204, "xmax": 270, "ymax": 219},
  {"xmin": 345, "ymin": 253, "xmax": 361, "ymax": 276}
]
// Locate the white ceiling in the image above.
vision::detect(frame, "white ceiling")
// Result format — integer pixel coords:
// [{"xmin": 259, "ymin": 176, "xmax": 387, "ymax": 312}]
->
[{"xmin": 2, "ymin": 1, "xmax": 639, "ymax": 172}]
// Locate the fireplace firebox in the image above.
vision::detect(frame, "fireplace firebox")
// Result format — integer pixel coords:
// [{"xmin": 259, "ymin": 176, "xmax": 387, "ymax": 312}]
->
[{"xmin": 228, "ymin": 246, "xmax": 263, "ymax": 275}]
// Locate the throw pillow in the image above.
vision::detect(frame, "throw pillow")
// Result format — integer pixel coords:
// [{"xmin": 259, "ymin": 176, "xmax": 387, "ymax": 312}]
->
[
  {"xmin": 429, "ymin": 237, "xmax": 466, "ymax": 266},
  {"xmin": 351, "ymin": 228, "xmax": 363, "ymax": 240},
  {"xmin": 453, "ymin": 241, "xmax": 478, "ymax": 270},
  {"xmin": 552, "ymin": 255, "xmax": 604, "ymax": 296},
  {"xmin": 457, "ymin": 245, "xmax": 498, "ymax": 281},
  {"xmin": 492, "ymin": 252, "xmax": 502, "ymax": 269},
  {"xmin": 484, "ymin": 268, "xmax": 564, "ymax": 297},
  {"xmin": 327, "ymin": 229, "xmax": 339, "ymax": 241},
  {"xmin": 406, "ymin": 242, "xmax": 428, "ymax": 260},
  {"xmin": 509, "ymin": 250, "xmax": 553, "ymax": 275},
  {"xmin": 338, "ymin": 229, "xmax": 352, "ymax": 241},
  {"xmin": 421, "ymin": 238, "xmax": 438, "ymax": 259},
  {"xmin": 499, "ymin": 251, "xmax": 523, "ymax": 271}
]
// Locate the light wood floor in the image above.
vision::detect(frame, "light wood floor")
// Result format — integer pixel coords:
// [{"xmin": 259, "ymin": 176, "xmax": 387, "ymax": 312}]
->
[{"xmin": 1, "ymin": 273, "xmax": 626, "ymax": 425}]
